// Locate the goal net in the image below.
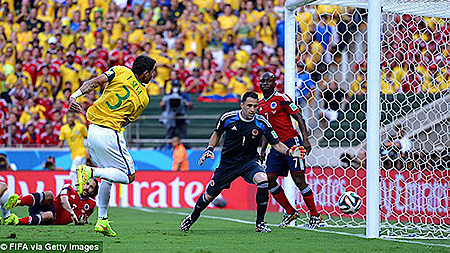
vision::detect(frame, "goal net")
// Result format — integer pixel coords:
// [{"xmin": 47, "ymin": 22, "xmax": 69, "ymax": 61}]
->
[{"xmin": 284, "ymin": 0, "xmax": 450, "ymax": 238}]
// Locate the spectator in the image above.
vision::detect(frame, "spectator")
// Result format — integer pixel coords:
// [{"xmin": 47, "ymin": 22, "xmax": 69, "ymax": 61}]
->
[
  {"xmin": 207, "ymin": 69, "xmax": 229, "ymax": 95},
  {"xmin": 43, "ymin": 156, "xmax": 60, "ymax": 171},
  {"xmin": 37, "ymin": 122, "xmax": 60, "ymax": 147},
  {"xmin": 5, "ymin": 61, "xmax": 32, "ymax": 92},
  {"xmin": 319, "ymin": 80, "xmax": 347, "ymax": 127},
  {"xmin": 171, "ymin": 135, "xmax": 189, "ymax": 171},
  {"xmin": 185, "ymin": 68, "xmax": 207, "ymax": 94},
  {"xmin": 380, "ymin": 68, "xmax": 400, "ymax": 94},
  {"xmin": 160, "ymin": 85, "xmax": 190, "ymax": 140},
  {"xmin": 217, "ymin": 4, "xmax": 238, "ymax": 32},
  {"xmin": 228, "ymin": 64, "xmax": 252, "ymax": 96},
  {"xmin": 255, "ymin": 15, "xmax": 275, "ymax": 47},
  {"xmin": 0, "ymin": 153, "xmax": 17, "ymax": 171},
  {"xmin": 22, "ymin": 124, "xmax": 38, "ymax": 147},
  {"xmin": 233, "ymin": 13, "xmax": 254, "ymax": 46},
  {"xmin": 60, "ymin": 52, "xmax": 81, "ymax": 93}
]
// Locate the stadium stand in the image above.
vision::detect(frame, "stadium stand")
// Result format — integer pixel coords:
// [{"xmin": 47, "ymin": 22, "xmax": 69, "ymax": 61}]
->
[{"xmin": 0, "ymin": 0, "xmax": 447, "ymax": 149}]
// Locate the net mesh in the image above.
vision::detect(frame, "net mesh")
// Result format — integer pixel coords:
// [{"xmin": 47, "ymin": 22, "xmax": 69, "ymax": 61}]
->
[{"xmin": 289, "ymin": 3, "xmax": 449, "ymax": 238}]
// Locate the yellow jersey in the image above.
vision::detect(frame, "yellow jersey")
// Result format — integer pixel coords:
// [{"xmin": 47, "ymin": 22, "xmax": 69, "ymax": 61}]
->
[
  {"xmin": 229, "ymin": 76, "xmax": 253, "ymax": 95},
  {"xmin": 60, "ymin": 122, "xmax": 88, "ymax": 159},
  {"xmin": 86, "ymin": 66, "xmax": 150, "ymax": 131}
]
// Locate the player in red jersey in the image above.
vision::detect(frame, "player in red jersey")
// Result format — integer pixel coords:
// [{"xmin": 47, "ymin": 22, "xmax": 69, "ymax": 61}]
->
[
  {"xmin": 4, "ymin": 178, "xmax": 98, "ymax": 225},
  {"xmin": 258, "ymin": 72, "xmax": 320, "ymax": 229}
]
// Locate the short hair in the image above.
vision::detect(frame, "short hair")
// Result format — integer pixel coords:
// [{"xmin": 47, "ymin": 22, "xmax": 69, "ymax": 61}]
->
[
  {"xmin": 132, "ymin": 55, "xmax": 156, "ymax": 76},
  {"xmin": 241, "ymin": 91, "xmax": 258, "ymax": 103}
]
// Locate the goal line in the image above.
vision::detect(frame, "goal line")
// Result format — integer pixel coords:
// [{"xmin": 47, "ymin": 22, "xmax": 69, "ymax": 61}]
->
[{"xmin": 132, "ymin": 207, "xmax": 450, "ymax": 248}]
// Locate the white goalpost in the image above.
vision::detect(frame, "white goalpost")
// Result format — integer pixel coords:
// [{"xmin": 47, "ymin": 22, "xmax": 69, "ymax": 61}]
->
[{"xmin": 284, "ymin": 0, "xmax": 450, "ymax": 239}]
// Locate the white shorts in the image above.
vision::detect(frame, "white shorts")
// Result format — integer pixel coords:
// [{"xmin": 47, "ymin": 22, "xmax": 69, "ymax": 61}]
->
[
  {"xmin": 87, "ymin": 124, "xmax": 135, "ymax": 175},
  {"xmin": 70, "ymin": 156, "xmax": 86, "ymax": 172},
  {"xmin": 320, "ymin": 109, "xmax": 339, "ymax": 121}
]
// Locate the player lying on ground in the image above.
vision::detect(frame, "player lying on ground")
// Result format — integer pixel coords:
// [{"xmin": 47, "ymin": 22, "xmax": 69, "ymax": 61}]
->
[
  {"xmin": 259, "ymin": 72, "xmax": 320, "ymax": 228},
  {"xmin": 3, "ymin": 178, "xmax": 98, "ymax": 225},
  {"xmin": 0, "ymin": 182, "xmax": 17, "ymax": 225},
  {"xmin": 180, "ymin": 91, "xmax": 306, "ymax": 233},
  {"xmin": 69, "ymin": 55, "xmax": 156, "ymax": 236}
]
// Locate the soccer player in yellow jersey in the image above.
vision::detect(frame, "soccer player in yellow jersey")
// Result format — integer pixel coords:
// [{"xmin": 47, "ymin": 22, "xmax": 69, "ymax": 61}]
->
[
  {"xmin": 69, "ymin": 55, "xmax": 156, "ymax": 237},
  {"xmin": 59, "ymin": 111, "xmax": 88, "ymax": 186}
]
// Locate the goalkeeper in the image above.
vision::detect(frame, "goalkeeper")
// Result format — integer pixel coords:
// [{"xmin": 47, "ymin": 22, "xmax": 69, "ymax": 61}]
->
[{"xmin": 180, "ymin": 91, "xmax": 306, "ymax": 233}]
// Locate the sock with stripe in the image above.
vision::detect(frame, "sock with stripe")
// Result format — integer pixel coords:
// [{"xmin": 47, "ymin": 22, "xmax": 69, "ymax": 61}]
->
[
  {"xmin": 191, "ymin": 194, "xmax": 210, "ymax": 222},
  {"xmin": 269, "ymin": 184, "xmax": 295, "ymax": 214},
  {"xmin": 301, "ymin": 186, "xmax": 319, "ymax": 216},
  {"xmin": 256, "ymin": 181, "xmax": 269, "ymax": 224},
  {"xmin": 18, "ymin": 214, "xmax": 42, "ymax": 225}
]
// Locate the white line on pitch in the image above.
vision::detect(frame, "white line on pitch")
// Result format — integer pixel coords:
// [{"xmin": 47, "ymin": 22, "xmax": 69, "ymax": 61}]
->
[{"xmin": 134, "ymin": 207, "xmax": 449, "ymax": 248}]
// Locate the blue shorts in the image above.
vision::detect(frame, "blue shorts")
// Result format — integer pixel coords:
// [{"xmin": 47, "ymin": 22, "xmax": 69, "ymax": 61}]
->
[
  {"xmin": 206, "ymin": 158, "xmax": 264, "ymax": 197},
  {"xmin": 266, "ymin": 136, "xmax": 306, "ymax": 177},
  {"xmin": 29, "ymin": 202, "xmax": 56, "ymax": 218}
]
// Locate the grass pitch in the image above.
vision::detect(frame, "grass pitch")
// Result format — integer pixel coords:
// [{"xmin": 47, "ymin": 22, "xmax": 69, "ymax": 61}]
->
[{"xmin": 0, "ymin": 207, "xmax": 448, "ymax": 252}]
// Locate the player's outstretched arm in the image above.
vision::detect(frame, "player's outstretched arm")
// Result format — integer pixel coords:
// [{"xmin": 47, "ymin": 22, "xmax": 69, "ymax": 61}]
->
[
  {"xmin": 291, "ymin": 112, "xmax": 312, "ymax": 154},
  {"xmin": 198, "ymin": 131, "xmax": 221, "ymax": 165},
  {"xmin": 69, "ymin": 74, "xmax": 108, "ymax": 114},
  {"xmin": 272, "ymin": 142, "xmax": 306, "ymax": 159},
  {"xmin": 60, "ymin": 195, "xmax": 79, "ymax": 224}
]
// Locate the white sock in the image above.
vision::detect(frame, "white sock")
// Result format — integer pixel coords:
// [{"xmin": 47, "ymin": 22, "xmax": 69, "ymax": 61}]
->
[
  {"xmin": 70, "ymin": 169, "xmax": 77, "ymax": 186},
  {"xmin": 0, "ymin": 188, "xmax": 11, "ymax": 219},
  {"xmin": 98, "ymin": 181, "xmax": 112, "ymax": 219},
  {"xmin": 93, "ymin": 167, "xmax": 129, "ymax": 184}
]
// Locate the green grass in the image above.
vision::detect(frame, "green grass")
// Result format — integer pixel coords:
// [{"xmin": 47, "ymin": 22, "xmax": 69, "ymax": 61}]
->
[{"xmin": 0, "ymin": 207, "xmax": 448, "ymax": 252}]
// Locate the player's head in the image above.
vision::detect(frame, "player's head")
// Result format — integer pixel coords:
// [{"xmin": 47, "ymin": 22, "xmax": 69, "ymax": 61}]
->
[
  {"xmin": 132, "ymin": 55, "xmax": 156, "ymax": 84},
  {"xmin": 259, "ymin": 72, "xmax": 276, "ymax": 97},
  {"xmin": 81, "ymin": 178, "xmax": 99, "ymax": 198},
  {"xmin": 66, "ymin": 111, "xmax": 76, "ymax": 125},
  {"xmin": 240, "ymin": 91, "xmax": 259, "ymax": 120}
]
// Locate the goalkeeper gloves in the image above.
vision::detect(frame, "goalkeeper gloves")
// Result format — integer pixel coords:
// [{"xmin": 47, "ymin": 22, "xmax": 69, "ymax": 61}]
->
[
  {"xmin": 286, "ymin": 146, "xmax": 306, "ymax": 159},
  {"xmin": 198, "ymin": 146, "xmax": 215, "ymax": 165}
]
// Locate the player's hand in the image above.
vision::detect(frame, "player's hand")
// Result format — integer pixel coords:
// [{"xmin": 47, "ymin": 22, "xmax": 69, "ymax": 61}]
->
[
  {"xmin": 69, "ymin": 97, "xmax": 83, "ymax": 114},
  {"xmin": 303, "ymin": 139, "xmax": 312, "ymax": 155},
  {"xmin": 259, "ymin": 151, "xmax": 266, "ymax": 162},
  {"xmin": 70, "ymin": 211, "xmax": 79, "ymax": 224},
  {"xmin": 288, "ymin": 146, "xmax": 306, "ymax": 159},
  {"xmin": 198, "ymin": 147, "xmax": 214, "ymax": 166}
]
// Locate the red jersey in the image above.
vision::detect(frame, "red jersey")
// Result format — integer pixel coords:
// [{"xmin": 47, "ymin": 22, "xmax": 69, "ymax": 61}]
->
[
  {"xmin": 53, "ymin": 184, "xmax": 96, "ymax": 225},
  {"xmin": 185, "ymin": 76, "xmax": 208, "ymax": 94},
  {"xmin": 108, "ymin": 49, "xmax": 129, "ymax": 66},
  {"xmin": 258, "ymin": 92, "xmax": 300, "ymax": 142},
  {"xmin": 37, "ymin": 131, "xmax": 60, "ymax": 146}
]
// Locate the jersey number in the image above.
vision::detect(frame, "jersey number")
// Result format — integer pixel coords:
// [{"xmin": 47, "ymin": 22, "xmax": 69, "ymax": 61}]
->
[{"xmin": 106, "ymin": 85, "xmax": 131, "ymax": 110}]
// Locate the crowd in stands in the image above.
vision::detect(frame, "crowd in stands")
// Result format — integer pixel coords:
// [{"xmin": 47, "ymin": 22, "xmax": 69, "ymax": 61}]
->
[{"xmin": 0, "ymin": 0, "xmax": 448, "ymax": 147}]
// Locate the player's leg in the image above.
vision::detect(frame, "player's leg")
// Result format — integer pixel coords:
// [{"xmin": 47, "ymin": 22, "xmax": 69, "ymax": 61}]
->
[
  {"xmin": 266, "ymin": 149, "xmax": 298, "ymax": 227},
  {"xmin": 17, "ymin": 211, "xmax": 54, "ymax": 225},
  {"xmin": 84, "ymin": 129, "xmax": 118, "ymax": 236},
  {"xmin": 5, "ymin": 191, "xmax": 52, "ymax": 210},
  {"xmin": 0, "ymin": 182, "xmax": 13, "ymax": 222},
  {"xmin": 181, "ymin": 166, "xmax": 236, "ymax": 231},
  {"xmin": 9, "ymin": 192, "xmax": 54, "ymax": 226},
  {"xmin": 252, "ymin": 172, "xmax": 271, "ymax": 233},
  {"xmin": 291, "ymin": 170, "xmax": 321, "ymax": 229},
  {"xmin": 79, "ymin": 125, "xmax": 135, "ymax": 189}
]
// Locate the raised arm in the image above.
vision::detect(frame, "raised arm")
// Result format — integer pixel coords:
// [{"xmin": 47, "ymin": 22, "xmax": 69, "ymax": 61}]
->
[{"xmin": 69, "ymin": 74, "xmax": 108, "ymax": 113}]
